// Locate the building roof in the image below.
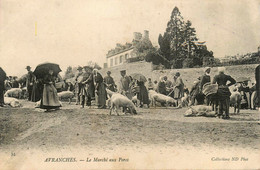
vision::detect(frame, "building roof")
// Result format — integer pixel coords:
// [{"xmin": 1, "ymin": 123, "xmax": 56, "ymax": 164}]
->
[{"xmin": 106, "ymin": 46, "xmax": 134, "ymax": 58}]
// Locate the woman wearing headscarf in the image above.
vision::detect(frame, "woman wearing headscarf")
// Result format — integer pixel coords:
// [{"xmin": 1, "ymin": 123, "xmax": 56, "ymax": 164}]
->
[
  {"xmin": 199, "ymin": 67, "xmax": 211, "ymax": 105},
  {"xmin": 173, "ymin": 72, "xmax": 184, "ymax": 107},
  {"xmin": 212, "ymin": 67, "xmax": 236, "ymax": 119},
  {"xmin": 157, "ymin": 76, "xmax": 166, "ymax": 95},
  {"xmin": 93, "ymin": 69, "xmax": 107, "ymax": 109},
  {"xmin": 40, "ymin": 69, "xmax": 61, "ymax": 112},
  {"xmin": 0, "ymin": 67, "xmax": 6, "ymax": 107},
  {"xmin": 136, "ymin": 80, "xmax": 149, "ymax": 108}
]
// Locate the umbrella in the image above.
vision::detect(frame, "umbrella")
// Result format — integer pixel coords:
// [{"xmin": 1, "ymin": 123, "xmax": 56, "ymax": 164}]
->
[
  {"xmin": 130, "ymin": 73, "xmax": 147, "ymax": 82},
  {"xmin": 236, "ymin": 77, "xmax": 250, "ymax": 83},
  {"xmin": 33, "ymin": 62, "xmax": 62, "ymax": 79}
]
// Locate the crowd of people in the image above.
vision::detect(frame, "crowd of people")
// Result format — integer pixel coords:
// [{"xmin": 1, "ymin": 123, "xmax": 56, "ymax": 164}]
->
[{"xmin": 0, "ymin": 64, "xmax": 259, "ymax": 118}]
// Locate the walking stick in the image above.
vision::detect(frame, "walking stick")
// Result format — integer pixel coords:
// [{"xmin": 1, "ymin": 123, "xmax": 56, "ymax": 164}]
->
[{"xmin": 167, "ymin": 88, "xmax": 175, "ymax": 96}]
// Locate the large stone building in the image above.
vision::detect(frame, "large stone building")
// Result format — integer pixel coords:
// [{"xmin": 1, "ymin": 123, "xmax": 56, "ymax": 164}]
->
[{"xmin": 104, "ymin": 30, "xmax": 151, "ymax": 68}]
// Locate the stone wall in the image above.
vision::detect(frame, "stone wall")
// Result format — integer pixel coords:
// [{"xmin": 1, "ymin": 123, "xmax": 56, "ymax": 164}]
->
[
  {"xmin": 100, "ymin": 62, "xmax": 258, "ymax": 90},
  {"xmin": 100, "ymin": 61, "xmax": 153, "ymax": 86}
]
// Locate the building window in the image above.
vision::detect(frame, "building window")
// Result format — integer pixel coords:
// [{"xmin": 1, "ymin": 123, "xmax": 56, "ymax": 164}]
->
[
  {"xmin": 120, "ymin": 55, "xmax": 123, "ymax": 63},
  {"xmin": 110, "ymin": 58, "xmax": 113, "ymax": 67},
  {"xmin": 115, "ymin": 57, "xmax": 118, "ymax": 65},
  {"xmin": 125, "ymin": 53, "xmax": 129, "ymax": 60}
]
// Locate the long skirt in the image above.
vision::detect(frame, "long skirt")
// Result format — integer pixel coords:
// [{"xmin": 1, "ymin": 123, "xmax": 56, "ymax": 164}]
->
[
  {"xmin": 31, "ymin": 82, "xmax": 41, "ymax": 102},
  {"xmin": 97, "ymin": 83, "xmax": 107, "ymax": 108},
  {"xmin": 174, "ymin": 87, "xmax": 183, "ymax": 99},
  {"xmin": 137, "ymin": 85, "xmax": 149, "ymax": 104},
  {"xmin": 40, "ymin": 84, "xmax": 61, "ymax": 109},
  {"xmin": 0, "ymin": 83, "xmax": 4, "ymax": 104}
]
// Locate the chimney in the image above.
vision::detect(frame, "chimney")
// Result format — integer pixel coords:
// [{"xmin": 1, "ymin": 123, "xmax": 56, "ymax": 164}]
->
[
  {"xmin": 133, "ymin": 32, "xmax": 142, "ymax": 41},
  {"xmin": 143, "ymin": 30, "xmax": 149, "ymax": 39}
]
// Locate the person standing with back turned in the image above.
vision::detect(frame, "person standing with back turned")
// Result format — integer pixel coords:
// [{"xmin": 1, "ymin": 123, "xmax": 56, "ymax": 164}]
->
[{"xmin": 212, "ymin": 67, "xmax": 236, "ymax": 119}]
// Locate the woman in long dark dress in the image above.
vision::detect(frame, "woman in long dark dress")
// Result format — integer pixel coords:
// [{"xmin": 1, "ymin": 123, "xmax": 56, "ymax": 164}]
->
[
  {"xmin": 31, "ymin": 76, "xmax": 42, "ymax": 102},
  {"xmin": 137, "ymin": 80, "xmax": 149, "ymax": 108},
  {"xmin": 0, "ymin": 67, "xmax": 6, "ymax": 107},
  {"xmin": 93, "ymin": 69, "xmax": 107, "ymax": 109},
  {"xmin": 157, "ymin": 76, "xmax": 166, "ymax": 95},
  {"xmin": 40, "ymin": 69, "xmax": 61, "ymax": 111}
]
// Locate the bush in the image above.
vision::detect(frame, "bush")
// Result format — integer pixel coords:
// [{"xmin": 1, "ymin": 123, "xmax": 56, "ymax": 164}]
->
[
  {"xmin": 152, "ymin": 64, "xmax": 165, "ymax": 70},
  {"xmin": 183, "ymin": 58, "xmax": 194, "ymax": 68},
  {"xmin": 126, "ymin": 56, "xmax": 144, "ymax": 63}
]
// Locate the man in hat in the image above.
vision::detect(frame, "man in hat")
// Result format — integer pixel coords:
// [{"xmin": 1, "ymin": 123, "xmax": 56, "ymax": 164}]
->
[
  {"xmin": 25, "ymin": 66, "xmax": 35, "ymax": 101},
  {"xmin": 120, "ymin": 70, "xmax": 132, "ymax": 99},
  {"xmin": 199, "ymin": 67, "xmax": 211, "ymax": 105},
  {"xmin": 80, "ymin": 66, "xmax": 95, "ymax": 108},
  {"xmin": 212, "ymin": 67, "xmax": 236, "ymax": 119},
  {"xmin": 74, "ymin": 66, "xmax": 83, "ymax": 105},
  {"xmin": 104, "ymin": 71, "xmax": 115, "ymax": 92},
  {"xmin": 173, "ymin": 72, "xmax": 184, "ymax": 107}
]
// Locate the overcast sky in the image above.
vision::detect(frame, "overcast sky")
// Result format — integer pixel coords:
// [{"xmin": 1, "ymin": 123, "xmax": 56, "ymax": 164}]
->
[{"xmin": 0, "ymin": 0, "xmax": 260, "ymax": 77}]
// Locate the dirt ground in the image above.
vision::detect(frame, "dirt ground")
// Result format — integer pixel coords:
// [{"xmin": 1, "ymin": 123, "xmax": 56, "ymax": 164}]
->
[{"xmin": 0, "ymin": 100, "xmax": 260, "ymax": 169}]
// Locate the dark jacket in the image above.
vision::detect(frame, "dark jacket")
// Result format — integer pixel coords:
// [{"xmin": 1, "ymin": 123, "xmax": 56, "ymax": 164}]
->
[
  {"xmin": 137, "ymin": 81, "xmax": 149, "ymax": 104},
  {"xmin": 212, "ymin": 73, "xmax": 236, "ymax": 99},
  {"xmin": 157, "ymin": 81, "xmax": 166, "ymax": 95},
  {"xmin": 212, "ymin": 73, "xmax": 236, "ymax": 87},
  {"xmin": 256, "ymin": 65, "xmax": 260, "ymax": 106},
  {"xmin": 82, "ymin": 72, "xmax": 95, "ymax": 98},
  {"xmin": 104, "ymin": 76, "xmax": 115, "ymax": 92},
  {"xmin": 26, "ymin": 71, "xmax": 35, "ymax": 88},
  {"xmin": 190, "ymin": 81, "xmax": 200, "ymax": 96},
  {"xmin": 12, "ymin": 80, "xmax": 19, "ymax": 88},
  {"xmin": 94, "ymin": 72, "xmax": 104, "ymax": 90},
  {"xmin": 200, "ymin": 74, "xmax": 210, "ymax": 91},
  {"xmin": 0, "ymin": 67, "xmax": 6, "ymax": 104}
]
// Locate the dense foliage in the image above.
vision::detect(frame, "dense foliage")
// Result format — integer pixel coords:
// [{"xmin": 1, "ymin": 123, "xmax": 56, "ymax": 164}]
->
[
  {"xmin": 146, "ymin": 7, "xmax": 215, "ymax": 69},
  {"xmin": 63, "ymin": 61, "xmax": 102, "ymax": 80}
]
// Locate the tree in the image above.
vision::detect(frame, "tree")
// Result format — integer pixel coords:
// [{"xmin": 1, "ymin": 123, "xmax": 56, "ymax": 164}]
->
[
  {"xmin": 64, "ymin": 66, "xmax": 75, "ymax": 80},
  {"xmin": 158, "ymin": 33, "xmax": 171, "ymax": 61},
  {"xmin": 182, "ymin": 20, "xmax": 198, "ymax": 59},
  {"xmin": 145, "ymin": 50, "xmax": 171, "ymax": 68},
  {"xmin": 134, "ymin": 36, "xmax": 155, "ymax": 61},
  {"xmin": 167, "ymin": 7, "xmax": 186, "ymax": 61},
  {"xmin": 158, "ymin": 6, "xmax": 214, "ymax": 68},
  {"xmin": 86, "ymin": 61, "xmax": 102, "ymax": 70}
]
